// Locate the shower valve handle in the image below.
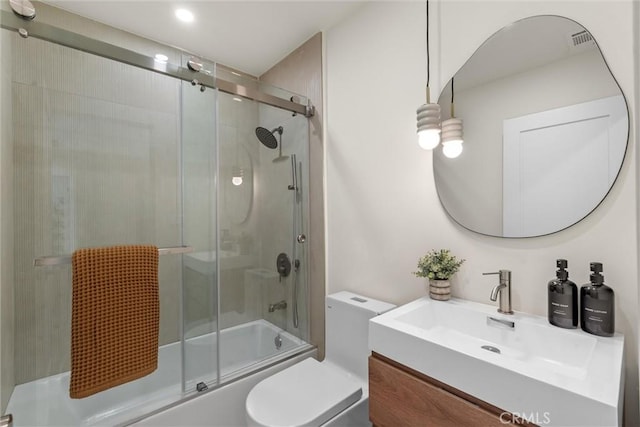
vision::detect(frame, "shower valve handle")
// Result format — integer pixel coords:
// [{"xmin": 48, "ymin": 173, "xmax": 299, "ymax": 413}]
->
[{"xmin": 276, "ymin": 253, "xmax": 292, "ymax": 283}]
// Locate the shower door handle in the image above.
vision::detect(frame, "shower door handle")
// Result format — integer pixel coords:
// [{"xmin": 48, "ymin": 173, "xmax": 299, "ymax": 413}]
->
[
  {"xmin": 288, "ymin": 155, "xmax": 298, "ymax": 191},
  {"xmin": 297, "ymin": 234, "xmax": 306, "ymax": 243}
]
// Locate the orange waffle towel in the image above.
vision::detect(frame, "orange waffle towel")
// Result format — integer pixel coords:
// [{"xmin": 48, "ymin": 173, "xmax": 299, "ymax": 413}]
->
[{"xmin": 70, "ymin": 245, "xmax": 159, "ymax": 399}]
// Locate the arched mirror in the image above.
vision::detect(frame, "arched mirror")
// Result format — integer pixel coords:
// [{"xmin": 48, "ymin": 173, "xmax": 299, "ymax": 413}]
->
[{"xmin": 434, "ymin": 15, "xmax": 629, "ymax": 238}]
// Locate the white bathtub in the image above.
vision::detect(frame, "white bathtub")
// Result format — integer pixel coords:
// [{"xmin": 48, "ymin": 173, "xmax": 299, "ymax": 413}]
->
[{"xmin": 7, "ymin": 320, "xmax": 314, "ymax": 427}]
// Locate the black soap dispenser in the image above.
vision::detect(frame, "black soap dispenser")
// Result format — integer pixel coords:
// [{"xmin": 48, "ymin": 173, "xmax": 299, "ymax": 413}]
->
[
  {"xmin": 548, "ymin": 259, "xmax": 578, "ymax": 329},
  {"xmin": 580, "ymin": 262, "xmax": 615, "ymax": 337}
]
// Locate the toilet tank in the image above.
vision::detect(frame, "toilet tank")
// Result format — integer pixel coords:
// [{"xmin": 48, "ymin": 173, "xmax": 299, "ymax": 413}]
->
[{"xmin": 325, "ymin": 291, "xmax": 395, "ymax": 380}]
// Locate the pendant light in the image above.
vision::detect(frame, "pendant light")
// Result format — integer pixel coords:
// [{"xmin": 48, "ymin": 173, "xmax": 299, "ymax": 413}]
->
[
  {"xmin": 441, "ymin": 77, "xmax": 464, "ymax": 158},
  {"xmin": 231, "ymin": 165, "xmax": 243, "ymax": 186},
  {"xmin": 416, "ymin": 0, "xmax": 441, "ymax": 150},
  {"xmin": 232, "ymin": 139, "xmax": 243, "ymax": 186}
]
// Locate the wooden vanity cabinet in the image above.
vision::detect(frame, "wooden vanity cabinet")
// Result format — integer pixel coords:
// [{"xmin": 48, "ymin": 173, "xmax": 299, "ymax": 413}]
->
[{"xmin": 369, "ymin": 352, "xmax": 532, "ymax": 427}]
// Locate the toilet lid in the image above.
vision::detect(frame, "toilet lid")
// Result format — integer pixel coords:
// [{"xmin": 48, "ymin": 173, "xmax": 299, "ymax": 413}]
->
[{"xmin": 246, "ymin": 358, "xmax": 363, "ymax": 427}]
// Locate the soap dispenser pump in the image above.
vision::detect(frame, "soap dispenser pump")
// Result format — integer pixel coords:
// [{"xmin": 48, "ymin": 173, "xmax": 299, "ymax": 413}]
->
[
  {"xmin": 548, "ymin": 259, "xmax": 578, "ymax": 329},
  {"xmin": 580, "ymin": 262, "xmax": 615, "ymax": 337}
]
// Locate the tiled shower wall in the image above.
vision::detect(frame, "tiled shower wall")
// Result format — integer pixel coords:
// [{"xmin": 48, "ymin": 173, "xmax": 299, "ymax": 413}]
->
[
  {"xmin": 10, "ymin": 33, "xmax": 182, "ymax": 384},
  {"xmin": 252, "ymin": 102, "xmax": 309, "ymax": 338},
  {"xmin": 217, "ymin": 92, "xmax": 261, "ymax": 329},
  {"xmin": 213, "ymin": 89, "xmax": 310, "ymax": 338}
]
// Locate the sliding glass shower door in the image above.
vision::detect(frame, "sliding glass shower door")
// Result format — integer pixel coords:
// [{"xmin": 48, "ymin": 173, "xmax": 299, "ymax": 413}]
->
[
  {"xmin": 5, "ymin": 29, "xmax": 185, "ymax": 425},
  {"xmin": 217, "ymin": 88, "xmax": 310, "ymax": 378},
  {"xmin": 2, "ymin": 18, "xmax": 311, "ymax": 425},
  {"xmin": 180, "ymin": 80, "xmax": 312, "ymax": 386},
  {"xmin": 181, "ymin": 71, "xmax": 220, "ymax": 392}
]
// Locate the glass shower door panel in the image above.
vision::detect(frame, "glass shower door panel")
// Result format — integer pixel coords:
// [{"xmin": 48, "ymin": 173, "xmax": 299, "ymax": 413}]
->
[
  {"xmin": 181, "ymin": 80, "xmax": 219, "ymax": 392},
  {"xmin": 7, "ymin": 31, "xmax": 183, "ymax": 426},
  {"xmin": 218, "ymin": 91, "xmax": 310, "ymax": 379}
]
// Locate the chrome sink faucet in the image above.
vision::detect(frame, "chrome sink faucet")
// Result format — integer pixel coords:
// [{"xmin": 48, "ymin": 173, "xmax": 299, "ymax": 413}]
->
[{"xmin": 483, "ymin": 270, "xmax": 513, "ymax": 314}]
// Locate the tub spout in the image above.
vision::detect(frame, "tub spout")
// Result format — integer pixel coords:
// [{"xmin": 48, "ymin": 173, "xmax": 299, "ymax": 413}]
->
[{"xmin": 268, "ymin": 300, "xmax": 287, "ymax": 313}]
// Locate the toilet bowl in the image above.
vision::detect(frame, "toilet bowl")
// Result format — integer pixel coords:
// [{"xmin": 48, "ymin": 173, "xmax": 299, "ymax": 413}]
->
[{"xmin": 245, "ymin": 291, "xmax": 395, "ymax": 427}]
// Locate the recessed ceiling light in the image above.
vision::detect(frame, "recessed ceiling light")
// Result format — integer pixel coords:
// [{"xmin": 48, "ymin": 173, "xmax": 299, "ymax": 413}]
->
[
  {"xmin": 175, "ymin": 8, "xmax": 194, "ymax": 23},
  {"xmin": 231, "ymin": 72, "xmax": 242, "ymax": 77},
  {"xmin": 233, "ymin": 97, "xmax": 242, "ymax": 102},
  {"xmin": 154, "ymin": 53, "xmax": 169, "ymax": 63}
]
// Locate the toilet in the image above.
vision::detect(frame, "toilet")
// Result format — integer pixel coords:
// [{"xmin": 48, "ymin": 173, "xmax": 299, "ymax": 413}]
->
[{"xmin": 245, "ymin": 291, "xmax": 396, "ymax": 427}]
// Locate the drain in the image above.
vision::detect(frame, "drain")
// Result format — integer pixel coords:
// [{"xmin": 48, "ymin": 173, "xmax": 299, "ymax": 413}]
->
[
  {"xmin": 274, "ymin": 333, "xmax": 283, "ymax": 350},
  {"xmin": 481, "ymin": 345, "xmax": 501, "ymax": 354}
]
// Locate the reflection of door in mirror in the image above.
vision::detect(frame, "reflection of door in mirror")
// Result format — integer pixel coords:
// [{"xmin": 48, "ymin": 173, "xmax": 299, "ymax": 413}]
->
[
  {"xmin": 434, "ymin": 15, "xmax": 629, "ymax": 238},
  {"xmin": 503, "ymin": 95, "xmax": 626, "ymax": 237}
]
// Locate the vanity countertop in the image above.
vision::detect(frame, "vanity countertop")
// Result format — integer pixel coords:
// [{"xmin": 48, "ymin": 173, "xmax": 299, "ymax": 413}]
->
[{"xmin": 369, "ymin": 297, "xmax": 624, "ymax": 427}]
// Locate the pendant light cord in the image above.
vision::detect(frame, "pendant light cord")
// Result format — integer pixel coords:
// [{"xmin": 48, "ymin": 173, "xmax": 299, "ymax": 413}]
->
[
  {"xmin": 426, "ymin": 0, "xmax": 431, "ymax": 103},
  {"xmin": 451, "ymin": 77, "xmax": 455, "ymax": 118}
]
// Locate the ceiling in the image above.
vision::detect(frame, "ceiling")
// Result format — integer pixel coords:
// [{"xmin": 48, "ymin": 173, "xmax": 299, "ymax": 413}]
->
[
  {"xmin": 46, "ymin": 1, "xmax": 363, "ymax": 76},
  {"xmin": 453, "ymin": 16, "xmax": 593, "ymax": 92}
]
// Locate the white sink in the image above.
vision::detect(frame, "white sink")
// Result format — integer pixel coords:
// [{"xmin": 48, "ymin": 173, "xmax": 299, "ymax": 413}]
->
[{"xmin": 369, "ymin": 297, "xmax": 624, "ymax": 426}]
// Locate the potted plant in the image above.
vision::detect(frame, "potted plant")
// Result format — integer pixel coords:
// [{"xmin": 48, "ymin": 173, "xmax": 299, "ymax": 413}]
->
[{"xmin": 413, "ymin": 249, "xmax": 465, "ymax": 300}]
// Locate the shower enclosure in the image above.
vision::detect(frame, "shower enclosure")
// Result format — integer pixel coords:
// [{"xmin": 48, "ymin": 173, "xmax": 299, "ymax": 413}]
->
[{"xmin": 0, "ymin": 6, "xmax": 313, "ymax": 426}]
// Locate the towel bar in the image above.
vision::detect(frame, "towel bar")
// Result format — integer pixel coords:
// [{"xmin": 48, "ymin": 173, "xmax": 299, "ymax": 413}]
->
[{"xmin": 33, "ymin": 246, "xmax": 194, "ymax": 267}]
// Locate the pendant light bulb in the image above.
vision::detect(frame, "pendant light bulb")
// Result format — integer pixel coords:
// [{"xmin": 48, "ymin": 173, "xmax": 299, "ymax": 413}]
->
[
  {"xmin": 441, "ymin": 118, "xmax": 464, "ymax": 158},
  {"xmin": 232, "ymin": 166, "xmax": 243, "ymax": 186},
  {"xmin": 417, "ymin": 103, "xmax": 441, "ymax": 150},
  {"xmin": 417, "ymin": 128, "xmax": 440, "ymax": 150},
  {"xmin": 442, "ymin": 140, "xmax": 463, "ymax": 158}
]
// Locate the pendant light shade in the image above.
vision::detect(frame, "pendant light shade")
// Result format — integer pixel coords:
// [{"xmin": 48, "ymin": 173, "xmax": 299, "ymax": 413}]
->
[
  {"xmin": 441, "ymin": 118, "xmax": 463, "ymax": 158},
  {"xmin": 417, "ymin": 103, "xmax": 441, "ymax": 150}
]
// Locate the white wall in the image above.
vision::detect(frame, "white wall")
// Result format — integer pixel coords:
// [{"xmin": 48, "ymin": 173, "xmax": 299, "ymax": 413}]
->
[{"xmin": 325, "ymin": 1, "xmax": 638, "ymax": 424}]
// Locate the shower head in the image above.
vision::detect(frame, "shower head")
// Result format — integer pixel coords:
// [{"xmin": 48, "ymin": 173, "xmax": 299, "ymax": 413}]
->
[{"xmin": 255, "ymin": 126, "xmax": 283, "ymax": 149}]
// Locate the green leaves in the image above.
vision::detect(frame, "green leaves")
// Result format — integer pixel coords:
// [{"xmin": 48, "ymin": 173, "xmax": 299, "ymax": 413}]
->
[{"xmin": 413, "ymin": 249, "xmax": 465, "ymax": 280}]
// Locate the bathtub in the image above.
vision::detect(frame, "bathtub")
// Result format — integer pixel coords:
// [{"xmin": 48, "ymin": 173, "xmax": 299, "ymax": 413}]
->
[{"xmin": 7, "ymin": 320, "xmax": 314, "ymax": 427}]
